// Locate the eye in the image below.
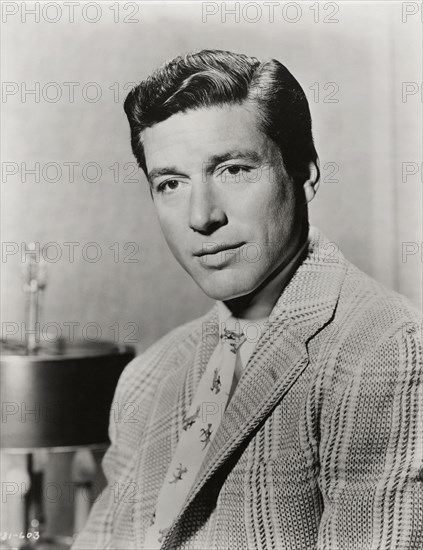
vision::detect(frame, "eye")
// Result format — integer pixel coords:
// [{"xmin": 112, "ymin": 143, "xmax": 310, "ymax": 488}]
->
[
  {"xmin": 156, "ymin": 179, "xmax": 181, "ymax": 193},
  {"xmin": 226, "ymin": 165, "xmax": 243, "ymax": 175},
  {"xmin": 219, "ymin": 164, "xmax": 253, "ymax": 181}
]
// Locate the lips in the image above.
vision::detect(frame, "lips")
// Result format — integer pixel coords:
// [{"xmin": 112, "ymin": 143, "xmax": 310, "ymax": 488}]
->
[{"xmin": 193, "ymin": 242, "xmax": 245, "ymax": 257}]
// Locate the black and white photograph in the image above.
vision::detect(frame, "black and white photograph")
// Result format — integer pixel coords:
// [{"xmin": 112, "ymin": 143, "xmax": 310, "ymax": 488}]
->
[{"xmin": 1, "ymin": 1, "xmax": 422, "ymax": 549}]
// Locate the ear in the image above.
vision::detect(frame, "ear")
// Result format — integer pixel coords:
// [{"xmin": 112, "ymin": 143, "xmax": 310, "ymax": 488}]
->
[{"xmin": 303, "ymin": 161, "xmax": 320, "ymax": 204}]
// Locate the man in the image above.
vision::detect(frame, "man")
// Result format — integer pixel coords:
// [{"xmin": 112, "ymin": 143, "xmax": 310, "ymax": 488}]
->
[{"xmin": 73, "ymin": 49, "xmax": 422, "ymax": 549}]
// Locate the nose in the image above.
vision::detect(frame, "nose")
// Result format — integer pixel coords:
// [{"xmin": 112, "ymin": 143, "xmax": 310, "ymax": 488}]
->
[{"xmin": 188, "ymin": 181, "xmax": 227, "ymax": 234}]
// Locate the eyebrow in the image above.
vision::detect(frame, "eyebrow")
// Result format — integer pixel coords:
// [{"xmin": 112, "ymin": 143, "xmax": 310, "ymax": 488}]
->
[
  {"xmin": 147, "ymin": 166, "xmax": 183, "ymax": 186},
  {"xmin": 147, "ymin": 149, "xmax": 262, "ymax": 186}
]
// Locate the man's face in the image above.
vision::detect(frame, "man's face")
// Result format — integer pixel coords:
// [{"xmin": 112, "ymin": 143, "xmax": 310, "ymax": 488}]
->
[{"xmin": 142, "ymin": 102, "xmax": 304, "ymax": 301}]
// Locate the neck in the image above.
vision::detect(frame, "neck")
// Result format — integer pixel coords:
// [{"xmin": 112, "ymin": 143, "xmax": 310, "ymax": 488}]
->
[{"xmin": 224, "ymin": 228, "xmax": 309, "ymax": 320}]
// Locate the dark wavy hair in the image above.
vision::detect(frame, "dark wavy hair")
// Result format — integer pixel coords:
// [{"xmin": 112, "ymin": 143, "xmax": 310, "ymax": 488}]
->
[{"xmin": 124, "ymin": 49, "xmax": 319, "ymax": 187}]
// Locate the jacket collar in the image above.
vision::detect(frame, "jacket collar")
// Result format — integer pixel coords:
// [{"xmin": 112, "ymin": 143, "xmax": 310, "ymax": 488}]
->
[{"xmin": 161, "ymin": 226, "xmax": 348, "ymax": 549}]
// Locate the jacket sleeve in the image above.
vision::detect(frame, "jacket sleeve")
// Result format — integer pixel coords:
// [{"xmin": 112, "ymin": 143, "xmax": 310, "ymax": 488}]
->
[
  {"xmin": 317, "ymin": 321, "xmax": 423, "ymax": 549},
  {"xmin": 71, "ymin": 355, "xmax": 145, "ymax": 550}
]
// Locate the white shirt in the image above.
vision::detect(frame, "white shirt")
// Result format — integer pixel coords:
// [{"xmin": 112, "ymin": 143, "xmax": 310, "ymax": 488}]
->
[{"xmin": 216, "ymin": 300, "xmax": 269, "ymax": 397}]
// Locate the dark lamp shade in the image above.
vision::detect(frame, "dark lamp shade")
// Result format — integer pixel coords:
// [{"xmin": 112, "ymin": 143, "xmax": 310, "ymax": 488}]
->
[{"xmin": 1, "ymin": 340, "xmax": 135, "ymax": 449}]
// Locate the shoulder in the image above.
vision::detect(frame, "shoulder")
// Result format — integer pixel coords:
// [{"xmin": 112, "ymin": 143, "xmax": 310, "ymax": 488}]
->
[
  {"xmin": 317, "ymin": 256, "xmax": 422, "ymax": 393},
  {"xmin": 336, "ymin": 259, "xmax": 421, "ymax": 346},
  {"xmin": 302, "ymin": 227, "xmax": 420, "ymax": 362},
  {"xmin": 311, "ymin": 257, "xmax": 422, "ymax": 450},
  {"xmin": 113, "ymin": 307, "xmax": 216, "ymax": 403}
]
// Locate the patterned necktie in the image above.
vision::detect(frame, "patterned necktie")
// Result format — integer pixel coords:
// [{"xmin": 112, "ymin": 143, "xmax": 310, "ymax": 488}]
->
[{"xmin": 143, "ymin": 316, "xmax": 246, "ymax": 548}]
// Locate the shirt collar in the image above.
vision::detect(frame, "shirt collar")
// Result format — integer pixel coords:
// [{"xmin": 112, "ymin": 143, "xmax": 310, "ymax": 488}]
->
[{"xmin": 217, "ymin": 299, "xmax": 234, "ymax": 327}]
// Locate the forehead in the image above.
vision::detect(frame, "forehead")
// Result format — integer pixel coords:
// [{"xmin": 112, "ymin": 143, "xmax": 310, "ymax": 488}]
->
[{"xmin": 141, "ymin": 102, "xmax": 277, "ymax": 169}]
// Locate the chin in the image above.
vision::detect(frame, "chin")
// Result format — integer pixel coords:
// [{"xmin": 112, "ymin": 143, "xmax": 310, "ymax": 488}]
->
[{"xmin": 193, "ymin": 271, "xmax": 259, "ymax": 301}]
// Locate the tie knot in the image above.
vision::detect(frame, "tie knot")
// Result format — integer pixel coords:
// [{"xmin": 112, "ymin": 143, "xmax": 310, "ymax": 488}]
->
[{"xmin": 220, "ymin": 318, "xmax": 246, "ymax": 354}]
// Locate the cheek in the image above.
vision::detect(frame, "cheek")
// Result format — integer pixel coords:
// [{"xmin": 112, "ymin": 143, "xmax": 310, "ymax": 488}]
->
[
  {"xmin": 156, "ymin": 204, "xmax": 180, "ymax": 234},
  {"xmin": 157, "ymin": 214, "xmax": 172, "ymax": 236},
  {"xmin": 246, "ymin": 183, "xmax": 295, "ymax": 234},
  {"xmin": 262, "ymin": 198, "xmax": 299, "ymax": 260},
  {"xmin": 156, "ymin": 212, "xmax": 196, "ymax": 273},
  {"xmin": 154, "ymin": 209, "xmax": 182, "ymax": 252}
]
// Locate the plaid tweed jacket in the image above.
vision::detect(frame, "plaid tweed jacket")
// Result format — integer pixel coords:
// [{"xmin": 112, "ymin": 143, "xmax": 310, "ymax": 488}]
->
[{"xmin": 73, "ymin": 228, "xmax": 422, "ymax": 550}]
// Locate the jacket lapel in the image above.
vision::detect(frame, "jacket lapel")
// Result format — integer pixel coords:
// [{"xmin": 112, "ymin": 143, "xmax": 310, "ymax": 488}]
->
[
  {"xmin": 161, "ymin": 228, "xmax": 348, "ymax": 549},
  {"xmin": 131, "ymin": 309, "xmax": 219, "ymax": 548}
]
